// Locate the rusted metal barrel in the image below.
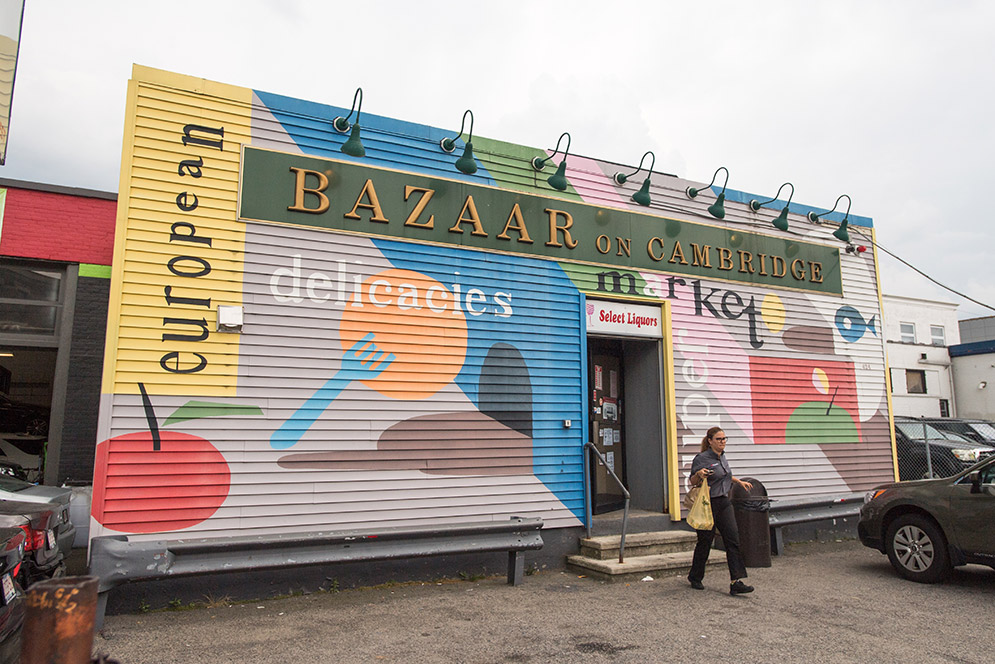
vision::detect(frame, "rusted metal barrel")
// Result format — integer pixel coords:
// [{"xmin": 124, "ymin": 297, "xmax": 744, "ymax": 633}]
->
[{"xmin": 20, "ymin": 575, "xmax": 100, "ymax": 664}]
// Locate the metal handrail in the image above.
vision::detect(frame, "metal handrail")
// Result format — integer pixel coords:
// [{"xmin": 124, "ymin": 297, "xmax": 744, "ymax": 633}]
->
[{"xmin": 583, "ymin": 441, "xmax": 631, "ymax": 563}]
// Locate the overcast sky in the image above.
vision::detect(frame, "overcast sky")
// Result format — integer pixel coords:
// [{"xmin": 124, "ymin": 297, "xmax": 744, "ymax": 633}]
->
[{"xmin": 3, "ymin": 1, "xmax": 993, "ymax": 322}]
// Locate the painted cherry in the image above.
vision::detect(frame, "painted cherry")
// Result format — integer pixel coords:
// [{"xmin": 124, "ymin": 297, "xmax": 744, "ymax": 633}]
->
[{"xmin": 90, "ymin": 384, "xmax": 231, "ymax": 534}]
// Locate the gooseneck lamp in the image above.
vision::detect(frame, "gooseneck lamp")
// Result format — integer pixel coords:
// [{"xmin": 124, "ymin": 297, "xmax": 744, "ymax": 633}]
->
[
  {"xmin": 686, "ymin": 166, "xmax": 730, "ymax": 219},
  {"xmin": 749, "ymin": 182, "xmax": 795, "ymax": 232},
  {"xmin": 531, "ymin": 132, "xmax": 572, "ymax": 191},
  {"xmin": 440, "ymin": 110, "xmax": 478, "ymax": 175},
  {"xmin": 808, "ymin": 194, "xmax": 852, "ymax": 243},
  {"xmin": 333, "ymin": 88, "xmax": 366, "ymax": 158},
  {"xmin": 613, "ymin": 151, "xmax": 656, "ymax": 207}
]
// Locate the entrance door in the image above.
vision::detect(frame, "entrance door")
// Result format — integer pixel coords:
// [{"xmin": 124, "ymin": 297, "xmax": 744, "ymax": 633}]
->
[{"xmin": 589, "ymin": 338, "xmax": 626, "ymax": 513}]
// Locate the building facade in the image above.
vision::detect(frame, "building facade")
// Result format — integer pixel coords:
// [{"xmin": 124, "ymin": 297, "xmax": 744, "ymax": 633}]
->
[
  {"xmin": 950, "ymin": 315, "xmax": 995, "ymax": 419},
  {"xmin": 882, "ymin": 294, "xmax": 959, "ymax": 418},
  {"xmin": 0, "ymin": 178, "xmax": 116, "ymax": 485},
  {"xmin": 89, "ymin": 66, "xmax": 896, "ymax": 550}
]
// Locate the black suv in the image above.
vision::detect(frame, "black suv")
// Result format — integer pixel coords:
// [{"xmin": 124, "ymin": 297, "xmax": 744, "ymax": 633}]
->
[
  {"xmin": 859, "ymin": 454, "xmax": 995, "ymax": 582},
  {"xmin": 893, "ymin": 417, "xmax": 995, "ymax": 481}
]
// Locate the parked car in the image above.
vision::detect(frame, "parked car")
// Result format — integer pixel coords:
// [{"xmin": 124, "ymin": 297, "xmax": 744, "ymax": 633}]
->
[
  {"xmin": 0, "ymin": 501, "xmax": 68, "ymax": 588},
  {"xmin": 0, "ymin": 477, "xmax": 74, "ymax": 587},
  {"xmin": 0, "ymin": 394, "xmax": 49, "ymax": 437},
  {"xmin": 893, "ymin": 416, "xmax": 995, "ymax": 480},
  {"xmin": 0, "ymin": 526, "xmax": 26, "ymax": 663},
  {"xmin": 922, "ymin": 417, "xmax": 995, "ymax": 445},
  {"xmin": 858, "ymin": 453, "xmax": 995, "ymax": 582}
]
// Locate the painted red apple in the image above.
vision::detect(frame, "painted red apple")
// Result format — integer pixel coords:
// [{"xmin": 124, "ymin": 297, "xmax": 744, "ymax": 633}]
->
[
  {"xmin": 90, "ymin": 383, "xmax": 231, "ymax": 534},
  {"xmin": 90, "ymin": 430, "xmax": 231, "ymax": 534}
]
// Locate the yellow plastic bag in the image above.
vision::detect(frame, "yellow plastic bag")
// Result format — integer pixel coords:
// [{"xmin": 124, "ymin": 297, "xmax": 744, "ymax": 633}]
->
[{"xmin": 686, "ymin": 478, "xmax": 713, "ymax": 530}]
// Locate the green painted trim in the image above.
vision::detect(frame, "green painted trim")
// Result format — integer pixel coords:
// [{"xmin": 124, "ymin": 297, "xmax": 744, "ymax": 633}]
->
[
  {"xmin": 79, "ymin": 263, "xmax": 112, "ymax": 279},
  {"xmin": 163, "ymin": 401, "xmax": 265, "ymax": 426}
]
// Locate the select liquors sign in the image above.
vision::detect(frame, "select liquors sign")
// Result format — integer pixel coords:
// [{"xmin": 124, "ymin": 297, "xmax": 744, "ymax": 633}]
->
[{"xmin": 239, "ymin": 147, "xmax": 843, "ymax": 295}]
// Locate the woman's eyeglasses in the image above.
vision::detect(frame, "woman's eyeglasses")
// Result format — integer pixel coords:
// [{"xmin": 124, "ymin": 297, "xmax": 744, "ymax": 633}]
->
[{"xmin": 714, "ymin": 436, "xmax": 728, "ymax": 441}]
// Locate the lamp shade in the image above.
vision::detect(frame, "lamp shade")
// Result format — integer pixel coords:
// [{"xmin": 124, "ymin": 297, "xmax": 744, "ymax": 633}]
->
[
  {"xmin": 455, "ymin": 142, "xmax": 477, "ymax": 175},
  {"xmin": 833, "ymin": 219, "xmax": 850, "ymax": 243},
  {"xmin": 707, "ymin": 193, "xmax": 726, "ymax": 219},
  {"xmin": 341, "ymin": 123, "xmax": 365, "ymax": 157},
  {"xmin": 631, "ymin": 178, "xmax": 652, "ymax": 207},
  {"xmin": 547, "ymin": 159, "xmax": 569, "ymax": 191},
  {"xmin": 772, "ymin": 207, "xmax": 789, "ymax": 231}
]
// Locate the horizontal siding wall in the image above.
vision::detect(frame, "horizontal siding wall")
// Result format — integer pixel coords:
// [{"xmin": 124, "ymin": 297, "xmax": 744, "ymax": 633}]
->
[{"xmin": 93, "ymin": 66, "xmax": 891, "ymax": 541}]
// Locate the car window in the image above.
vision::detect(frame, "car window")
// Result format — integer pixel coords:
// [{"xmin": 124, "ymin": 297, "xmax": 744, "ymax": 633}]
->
[
  {"xmin": 896, "ymin": 421, "xmax": 960, "ymax": 441},
  {"xmin": 0, "ymin": 477, "xmax": 32, "ymax": 492},
  {"xmin": 968, "ymin": 422, "xmax": 995, "ymax": 439},
  {"xmin": 980, "ymin": 464, "xmax": 995, "ymax": 485}
]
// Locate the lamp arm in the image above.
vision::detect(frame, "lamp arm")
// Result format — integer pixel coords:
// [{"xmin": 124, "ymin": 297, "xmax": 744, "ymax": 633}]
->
[
  {"xmin": 532, "ymin": 132, "xmax": 572, "ymax": 170},
  {"xmin": 334, "ymin": 88, "xmax": 364, "ymax": 132},
  {"xmin": 808, "ymin": 193, "xmax": 851, "ymax": 222},
  {"xmin": 750, "ymin": 182, "xmax": 795, "ymax": 212},
  {"xmin": 441, "ymin": 110, "xmax": 475, "ymax": 152}
]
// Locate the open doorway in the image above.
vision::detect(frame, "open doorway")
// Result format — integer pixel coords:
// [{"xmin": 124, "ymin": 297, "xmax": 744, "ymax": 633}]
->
[
  {"xmin": 588, "ymin": 336, "xmax": 667, "ymax": 515},
  {"xmin": 0, "ymin": 347, "xmax": 56, "ymax": 482}
]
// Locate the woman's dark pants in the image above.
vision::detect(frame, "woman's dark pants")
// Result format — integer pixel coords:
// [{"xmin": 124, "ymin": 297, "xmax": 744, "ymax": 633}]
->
[{"xmin": 689, "ymin": 494, "xmax": 748, "ymax": 582}]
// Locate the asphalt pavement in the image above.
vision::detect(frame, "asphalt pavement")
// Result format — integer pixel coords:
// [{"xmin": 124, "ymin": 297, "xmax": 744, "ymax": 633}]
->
[{"xmin": 91, "ymin": 538, "xmax": 994, "ymax": 664}]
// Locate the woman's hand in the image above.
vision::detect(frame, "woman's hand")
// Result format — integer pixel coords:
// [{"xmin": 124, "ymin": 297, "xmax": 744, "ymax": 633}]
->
[
  {"xmin": 736, "ymin": 478, "xmax": 753, "ymax": 491},
  {"xmin": 693, "ymin": 468, "xmax": 711, "ymax": 485}
]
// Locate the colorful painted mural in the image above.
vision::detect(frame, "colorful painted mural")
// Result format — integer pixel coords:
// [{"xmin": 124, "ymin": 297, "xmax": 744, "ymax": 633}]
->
[{"xmin": 91, "ymin": 66, "xmax": 893, "ymax": 541}]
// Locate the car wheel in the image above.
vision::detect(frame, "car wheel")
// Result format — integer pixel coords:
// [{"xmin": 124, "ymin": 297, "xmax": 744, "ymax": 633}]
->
[
  {"xmin": 25, "ymin": 417, "xmax": 49, "ymax": 436},
  {"xmin": 885, "ymin": 513, "xmax": 951, "ymax": 583}
]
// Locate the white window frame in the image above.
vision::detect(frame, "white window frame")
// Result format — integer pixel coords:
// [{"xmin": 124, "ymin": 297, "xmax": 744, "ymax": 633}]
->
[
  {"xmin": 899, "ymin": 322, "xmax": 916, "ymax": 344},
  {"xmin": 930, "ymin": 325, "xmax": 945, "ymax": 346}
]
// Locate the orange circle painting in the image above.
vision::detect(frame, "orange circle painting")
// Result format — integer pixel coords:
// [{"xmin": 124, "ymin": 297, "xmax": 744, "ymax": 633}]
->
[{"xmin": 339, "ymin": 269, "xmax": 468, "ymax": 400}]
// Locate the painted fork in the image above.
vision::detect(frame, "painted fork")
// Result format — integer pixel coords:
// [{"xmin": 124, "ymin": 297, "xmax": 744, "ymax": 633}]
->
[{"xmin": 270, "ymin": 333, "xmax": 395, "ymax": 449}]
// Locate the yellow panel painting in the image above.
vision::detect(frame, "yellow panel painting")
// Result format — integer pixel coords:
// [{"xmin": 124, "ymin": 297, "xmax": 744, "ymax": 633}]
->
[{"xmin": 102, "ymin": 66, "xmax": 252, "ymax": 397}]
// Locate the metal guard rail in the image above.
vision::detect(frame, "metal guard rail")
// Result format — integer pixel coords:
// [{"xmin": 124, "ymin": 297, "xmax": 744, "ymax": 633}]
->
[
  {"xmin": 583, "ymin": 442, "xmax": 630, "ymax": 563},
  {"xmin": 767, "ymin": 492, "xmax": 864, "ymax": 555},
  {"xmin": 89, "ymin": 516, "xmax": 543, "ymax": 629}
]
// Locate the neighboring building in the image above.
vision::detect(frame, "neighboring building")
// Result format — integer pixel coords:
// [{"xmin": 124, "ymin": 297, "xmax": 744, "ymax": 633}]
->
[
  {"xmin": 958, "ymin": 315, "xmax": 995, "ymax": 344},
  {"xmin": 950, "ymin": 315, "xmax": 995, "ymax": 419},
  {"xmin": 882, "ymin": 294, "xmax": 959, "ymax": 418},
  {"xmin": 89, "ymin": 66, "xmax": 895, "ymax": 564},
  {"xmin": 0, "ymin": 178, "xmax": 116, "ymax": 485}
]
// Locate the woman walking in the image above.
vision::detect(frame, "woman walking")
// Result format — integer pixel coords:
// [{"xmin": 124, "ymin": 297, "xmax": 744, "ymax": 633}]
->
[{"xmin": 687, "ymin": 426, "xmax": 755, "ymax": 595}]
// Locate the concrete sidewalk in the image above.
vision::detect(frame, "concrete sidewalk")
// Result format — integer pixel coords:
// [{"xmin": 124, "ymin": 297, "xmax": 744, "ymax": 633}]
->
[{"xmin": 91, "ymin": 539, "xmax": 994, "ymax": 663}]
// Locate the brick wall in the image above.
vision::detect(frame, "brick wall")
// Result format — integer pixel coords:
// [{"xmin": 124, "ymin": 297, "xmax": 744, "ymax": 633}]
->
[
  {"xmin": 57, "ymin": 275, "xmax": 110, "ymax": 483},
  {"xmin": 1, "ymin": 186, "xmax": 116, "ymax": 264}
]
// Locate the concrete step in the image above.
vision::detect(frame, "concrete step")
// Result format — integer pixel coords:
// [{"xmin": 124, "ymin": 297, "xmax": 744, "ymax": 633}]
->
[
  {"xmin": 578, "ymin": 530, "xmax": 698, "ymax": 560},
  {"xmin": 565, "ymin": 549, "xmax": 726, "ymax": 582},
  {"xmin": 589, "ymin": 509, "xmax": 677, "ymax": 537}
]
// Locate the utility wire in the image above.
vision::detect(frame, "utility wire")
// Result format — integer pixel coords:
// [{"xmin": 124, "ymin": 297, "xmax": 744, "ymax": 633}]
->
[{"xmin": 850, "ymin": 227, "xmax": 995, "ymax": 313}]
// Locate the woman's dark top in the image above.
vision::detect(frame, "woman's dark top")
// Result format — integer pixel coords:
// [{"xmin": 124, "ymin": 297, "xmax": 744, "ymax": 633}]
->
[{"xmin": 690, "ymin": 448, "xmax": 733, "ymax": 498}]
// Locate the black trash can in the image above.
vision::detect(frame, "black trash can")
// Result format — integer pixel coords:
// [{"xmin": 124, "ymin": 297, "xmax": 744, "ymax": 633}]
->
[{"xmin": 731, "ymin": 477, "xmax": 771, "ymax": 568}]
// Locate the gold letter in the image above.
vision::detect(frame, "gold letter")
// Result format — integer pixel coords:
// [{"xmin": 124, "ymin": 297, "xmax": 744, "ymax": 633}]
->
[
  {"xmin": 596, "ymin": 235, "xmax": 611, "ymax": 254},
  {"xmin": 403, "ymin": 186, "xmax": 435, "ymax": 229},
  {"xmin": 771, "ymin": 256, "xmax": 787, "ymax": 278},
  {"xmin": 496, "ymin": 203, "xmax": 533, "ymax": 243},
  {"xmin": 757, "ymin": 253, "xmax": 769, "ymax": 276},
  {"xmin": 738, "ymin": 250, "xmax": 755, "ymax": 274},
  {"xmin": 790, "ymin": 259, "xmax": 807, "ymax": 280},
  {"xmin": 669, "ymin": 241, "xmax": 688, "ymax": 265},
  {"xmin": 616, "ymin": 237, "xmax": 631, "ymax": 257},
  {"xmin": 691, "ymin": 243, "xmax": 711, "ymax": 267},
  {"xmin": 648, "ymin": 237, "xmax": 665, "ymax": 262},
  {"xmin": 343, "ymin": 179, "xmax": 389, "ymax": 223},
  {"xmin": 287, "ymin": 167, "xmax": 330, "ymax": 214},
  {"xmin": 545, "ymin": 209, "xmax": 578, "ymax": 248},
  {"xmin": 449, "ymin": 195, "xmax": 488, "ymax": 236},
  {"xmin": 809, "ymin": 261, "xmax": 823, "ymax": 283},
  {"xmin": 717, "ymin": 248, "xmax": 734, "ymax": 270}
]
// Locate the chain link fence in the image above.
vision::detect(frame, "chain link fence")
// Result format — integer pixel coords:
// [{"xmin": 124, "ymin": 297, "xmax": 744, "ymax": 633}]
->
[{"xmin": 895, "ymin": 417, "xmax": 995, "ymax": 482}]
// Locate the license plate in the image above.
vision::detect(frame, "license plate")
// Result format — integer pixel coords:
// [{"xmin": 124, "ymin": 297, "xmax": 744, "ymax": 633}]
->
[
  {"xmin": 1, "ymin": 573, "xmax": 14, "ymax": 605},
  {"xmin": 46, "ymin": 529, "xmax": 57, "ymax": 550}
]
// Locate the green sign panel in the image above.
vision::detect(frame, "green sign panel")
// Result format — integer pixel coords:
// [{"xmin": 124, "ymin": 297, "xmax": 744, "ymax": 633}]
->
[{"xmin": 238, "ymin": 147, "xmax": 842, "ymax": 295}]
